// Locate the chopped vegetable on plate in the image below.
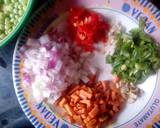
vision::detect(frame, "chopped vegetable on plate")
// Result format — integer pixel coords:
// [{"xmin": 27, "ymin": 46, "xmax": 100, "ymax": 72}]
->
[
  {"xmin": 57, "ymin": 80, "xmax": 124, "ymax": 128},
  {"xmin": 67, "ymin": 7, "xmax": 110, "ymax": 51},
  {"xmin": 20, "ymin": 29, "xmax": 98, "ymax": 103},
  {"xmin": 106, "ymin": 19, "xmax": 160, "ymax": 84}
]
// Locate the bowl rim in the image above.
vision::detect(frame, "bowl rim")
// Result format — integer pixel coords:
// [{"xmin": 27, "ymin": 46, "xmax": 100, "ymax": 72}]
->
[{"xmin": 0, "ymin": 0, "xmax": 35, "ymax": 48}]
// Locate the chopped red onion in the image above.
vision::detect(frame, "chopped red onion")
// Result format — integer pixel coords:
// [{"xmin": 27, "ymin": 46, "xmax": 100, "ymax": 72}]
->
[
  {"xmin": 21, "ymin": 30, "xmax": 98, "ymax": 103},
  {"xmin": 39, "ymin": 35, "xmax": 50, "ymax": 45},
  {"xmin": 26, "ymin": 38, "xmax": 40, "ymax": 48}
]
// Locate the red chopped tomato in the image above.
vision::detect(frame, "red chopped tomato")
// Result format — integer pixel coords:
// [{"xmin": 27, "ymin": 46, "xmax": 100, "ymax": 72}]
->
[{"xmin": 67, "ymin": 7, "xmax": 110, "ymax": 51}]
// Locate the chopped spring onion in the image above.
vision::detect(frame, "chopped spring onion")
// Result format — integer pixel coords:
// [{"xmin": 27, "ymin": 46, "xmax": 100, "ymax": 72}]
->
[{"xmin": 106, "ymin": 19, "xmax": 160, "ymax": 84}]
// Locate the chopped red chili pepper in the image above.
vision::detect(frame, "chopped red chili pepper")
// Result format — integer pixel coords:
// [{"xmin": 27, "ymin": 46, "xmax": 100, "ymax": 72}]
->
[{"xmin": 67, "ymin": 7, "xmax": 110, "ymax": 51}]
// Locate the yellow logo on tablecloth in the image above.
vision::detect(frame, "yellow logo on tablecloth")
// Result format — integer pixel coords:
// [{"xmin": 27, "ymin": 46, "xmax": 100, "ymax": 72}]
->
[{"xmin": 146, "ymin": 113, "xmax": 160, "ymax": 128}]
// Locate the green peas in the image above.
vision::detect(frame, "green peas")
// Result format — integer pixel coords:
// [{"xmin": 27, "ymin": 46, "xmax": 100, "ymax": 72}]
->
[
  {"xmin": 13, "ymin": 19, "xmax": 18, "ymax": 26},
  {"xmin": 11, "ymin": 0, "xmax": 16, "ymax": 3},
  {"xmin": 13, "ymin": 8, "xmax": 18, "ymax": 14},
  {"xmin": 0, "ymin": 33, "xmax": 6, "ymax": 40},
  {"xmin": 18, "ymin": 10, "xmax": 23, "ymax": 16},
  {"xmin": 14, "ymin": 14, "xmax": 19, "ymax": 20},
  {"xmin": 8, "ymin": 28, "xmax": 13, "ymax": 33},
  {"xmin": 21, "ymin": 0, "xmax": 28, "ymax": 6},
  {"xmin": 9, "ymin": 13, "xmax": 14, "ymax": 18},
  {"xmin": 4, "ymin": 0, "xmax": 11, "ymax": 4},
  {"xmin": 22, "ymin": 5, "xmax": 26, "ymax": 11},
  {"xmin": 5, "ymin": 23, "xmax": 12, "ymax": 30},
  {"xmin": 10, "ymin": 18, "xmax": 14, "ymax": 23},
  {"xmin": 18, "ymin": 5, "xmax": 21, "ymax": 10},
  {"xmin": 7, "ymin": 4, "xmax": 14, "ymax": 10},
  {"xmin": 0, "ymin": 24, "xmax": 4, "ymax": 31},
  {"xmin": 14, "ymin": 3, "xmax": 19, "ymax": 9},
  {"xmin": 0, "ymin": 12, "xmax": 5, "ymax": 19},
  {"xmin": 0, "ymin": 0, "xmax": 28, "ymax": 41}
]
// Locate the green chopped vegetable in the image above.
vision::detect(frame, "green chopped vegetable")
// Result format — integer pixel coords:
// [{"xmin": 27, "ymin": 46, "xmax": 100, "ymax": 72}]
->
[
  {"xmin": 106, "ymin": 19, "xmax": 160, "ymax": 84},
  {"xmin": 0, "ymin": 0, "xmax": 28, "ymax": 41}
]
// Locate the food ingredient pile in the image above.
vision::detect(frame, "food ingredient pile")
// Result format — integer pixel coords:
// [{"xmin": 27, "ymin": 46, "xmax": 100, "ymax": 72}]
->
[{"xmin": 0, "ymin": 0, "xmax": 28, "ymax": 40}]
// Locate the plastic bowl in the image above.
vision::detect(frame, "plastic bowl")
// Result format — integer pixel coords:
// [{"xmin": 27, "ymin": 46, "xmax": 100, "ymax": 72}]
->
[{"xmin": 0, "ymin": 0, "xmax": 35, "ymax": 48}]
